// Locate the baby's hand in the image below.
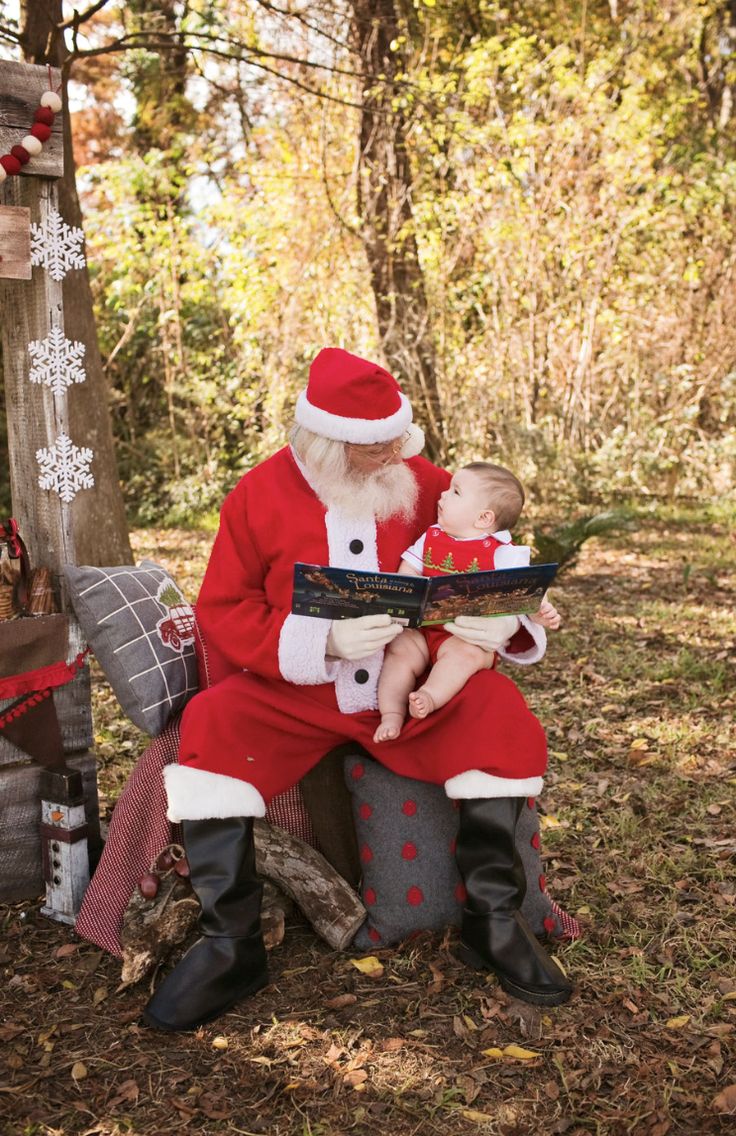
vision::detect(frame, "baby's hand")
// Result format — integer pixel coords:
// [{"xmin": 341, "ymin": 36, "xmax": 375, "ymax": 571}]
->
[{"xmin": 530, "ymin": 597, "xmax": 562, "ymax": 630}]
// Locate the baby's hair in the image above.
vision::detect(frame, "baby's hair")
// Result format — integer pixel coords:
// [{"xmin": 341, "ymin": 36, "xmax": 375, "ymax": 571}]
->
[{"xmin": 463, "ymin": 462, "xmax": 525, "ymax": 530}]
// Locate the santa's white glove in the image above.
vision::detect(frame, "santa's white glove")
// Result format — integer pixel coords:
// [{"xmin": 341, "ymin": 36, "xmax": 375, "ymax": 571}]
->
[
  {"xmin": 326, "ymin": 614, "xmax": 404, "ymax": 661},
  {"xmin": 444, "ymin": 613, "xmax": 521, "ymax": 652}
]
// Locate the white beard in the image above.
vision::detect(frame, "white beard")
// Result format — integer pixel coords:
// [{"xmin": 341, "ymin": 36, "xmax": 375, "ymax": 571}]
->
[{"xmin": 307, "ymin": 458, "xmax": 419, "ymax": 522}]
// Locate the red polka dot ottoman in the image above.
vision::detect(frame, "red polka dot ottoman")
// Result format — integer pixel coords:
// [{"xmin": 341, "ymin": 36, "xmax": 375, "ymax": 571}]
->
[{"xmin": 345, "ymin": 755, "xmax": 577, "ymax": 950}]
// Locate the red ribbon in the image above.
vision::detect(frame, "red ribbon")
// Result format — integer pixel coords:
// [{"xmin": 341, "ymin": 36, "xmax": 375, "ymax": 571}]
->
[{"xmin": 0, "ymin": 648, "xmax": 91, "ymax": 721}]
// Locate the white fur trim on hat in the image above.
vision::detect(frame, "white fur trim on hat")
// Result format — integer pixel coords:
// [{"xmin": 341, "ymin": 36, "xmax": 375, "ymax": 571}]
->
[
  {"xmin": 295, "ymin": 389, "xmax": 413, "ymax": 444},
  {"xmin": 444, "ymin": 771, "xmax": 544, "ymax": 799},
  {"xmin": 164, "ymin": 764, "xmax": 267, "ymax": 822}
]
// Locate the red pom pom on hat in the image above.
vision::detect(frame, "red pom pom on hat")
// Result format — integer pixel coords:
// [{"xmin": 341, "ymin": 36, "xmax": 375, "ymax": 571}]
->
[{"xmin": 295, "ymin": 346, "xmax": 413, "ymax": 444}]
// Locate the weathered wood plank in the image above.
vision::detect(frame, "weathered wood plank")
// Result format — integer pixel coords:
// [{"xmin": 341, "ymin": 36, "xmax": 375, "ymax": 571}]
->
[
  {"xmin": 0, "ymin": 61, "xmax": 63, "ymax": 179},
  {"xmin": 0, "ymin": 204, "xmax": 31, "ymax": 279},
  {"xmin": 0, "ymin": 176, "xmax": 75, "ymax": 578},
  {"xmin": 0, "ymin": 174, "xmax": 93, "ymax": 747}
]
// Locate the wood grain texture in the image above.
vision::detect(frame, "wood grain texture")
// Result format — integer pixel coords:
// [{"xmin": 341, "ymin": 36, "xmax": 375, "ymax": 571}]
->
[
  {"xmin": 0, "ymin": 204, "xmax": 31, "ymax": 279},
  {"xmin": 254, "ymin": 819, "xmax": 366, "ymax": 949},
  {"xmin": 0, "ymin": 61, "xmax": 63, "ymax": 179}
]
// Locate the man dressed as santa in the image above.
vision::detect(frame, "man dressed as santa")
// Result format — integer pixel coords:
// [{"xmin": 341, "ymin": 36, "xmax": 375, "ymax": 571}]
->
[{"xmin": 144, "ymin": 347, "xmax": 572, "ymax": 1031}]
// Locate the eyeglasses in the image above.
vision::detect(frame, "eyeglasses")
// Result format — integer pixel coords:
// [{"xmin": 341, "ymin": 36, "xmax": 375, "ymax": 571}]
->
[{"xmin": 346, "ymin": 431, "xmax": 410, "ymax": 464}]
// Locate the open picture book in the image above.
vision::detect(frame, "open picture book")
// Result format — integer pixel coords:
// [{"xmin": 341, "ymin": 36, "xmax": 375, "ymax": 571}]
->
[{"xmin": 291, "ymin": 561, "xmax": 558, "ymax": 627}]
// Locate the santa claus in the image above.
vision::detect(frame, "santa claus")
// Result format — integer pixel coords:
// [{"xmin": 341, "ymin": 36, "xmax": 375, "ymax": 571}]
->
[{"xmin": 144, "ymin": 347, "xmax": 572, "ymax": 1031}]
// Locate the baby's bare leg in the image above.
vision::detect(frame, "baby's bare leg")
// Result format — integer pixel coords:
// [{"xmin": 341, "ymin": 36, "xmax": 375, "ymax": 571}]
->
[
  {"xmin": 408, "ymin": 638, "xmax": 493, "ymax": 720},
  {"xmin": 374, "ymin": 629, "xmax": 430, "ymax": 742}
]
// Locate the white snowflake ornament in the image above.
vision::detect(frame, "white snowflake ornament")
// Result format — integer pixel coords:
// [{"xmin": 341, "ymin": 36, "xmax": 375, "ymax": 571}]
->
[
  {"xmin": 31, "ymin": 208, "xmax": 86, "ymax": 281},
  {"xmin": 36, "ymin": 432, "xmax": 94, "ymax": 503},
  {"xmin": 28, "ymin": 327, "xmax": 87, "ymax": 394}
]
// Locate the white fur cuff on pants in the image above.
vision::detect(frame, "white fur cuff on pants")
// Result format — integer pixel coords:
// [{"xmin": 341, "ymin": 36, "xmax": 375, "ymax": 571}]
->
[
  {"xmin": 445, "ymin": 770, "xmax": 544, "ymax": 799},
  {"xmin": 164, "ymin": 764, "xmax": 267, "ymax": 822}
]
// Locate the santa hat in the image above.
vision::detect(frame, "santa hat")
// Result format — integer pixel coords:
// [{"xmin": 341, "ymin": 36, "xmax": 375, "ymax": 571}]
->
[{"xmin": 295, "ymin": 347, "xmax": 425, "ymax": 458}]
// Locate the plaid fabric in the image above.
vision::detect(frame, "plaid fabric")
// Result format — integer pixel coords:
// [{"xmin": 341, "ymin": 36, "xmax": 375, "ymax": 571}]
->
[
  {"xmin": 75, "ymin": 603, "xmax": 580, "ymax": 957},
  {"xmin": 74, "ymin": 716, "xmax": 316, "ymax": 958},
  {"xmin": 65, "ymin": 561, "xmax": 199, "ymax": 736}
]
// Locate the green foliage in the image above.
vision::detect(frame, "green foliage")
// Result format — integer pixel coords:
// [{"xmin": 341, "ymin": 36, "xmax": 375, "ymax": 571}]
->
[
  {"xmin": 58, "ymin": 0, "xmax": 736, "ymax": 521},
  {"xmin": 533, "ymin": 510, "xmax": 638, "ymax": 571}
]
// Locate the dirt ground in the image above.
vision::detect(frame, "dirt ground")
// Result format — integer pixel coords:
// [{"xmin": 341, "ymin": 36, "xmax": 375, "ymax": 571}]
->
[{"xmin": 1, "ymin": 509, "xmax": 735, "ymax": 1136}]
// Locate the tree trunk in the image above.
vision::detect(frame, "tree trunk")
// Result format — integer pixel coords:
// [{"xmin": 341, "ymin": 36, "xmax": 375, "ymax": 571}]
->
[
  {"xmin": 18, "ymin": 0, "xmax": 132, "ymax": 566},
  {"xmin": 350, "ymin": 0, "xmax": 446, "ymax": 462}
]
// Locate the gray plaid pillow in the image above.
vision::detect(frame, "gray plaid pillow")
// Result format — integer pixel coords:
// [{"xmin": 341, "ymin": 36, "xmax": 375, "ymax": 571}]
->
[{"xmin": 65, "ymin": 560, "xmax": 199, "ymax": 736}]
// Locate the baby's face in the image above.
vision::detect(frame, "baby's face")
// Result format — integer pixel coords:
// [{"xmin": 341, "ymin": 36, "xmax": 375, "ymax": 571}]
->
[{"xmin": 437, "ymin": 469, "xmax": 492, "ymax": 538}]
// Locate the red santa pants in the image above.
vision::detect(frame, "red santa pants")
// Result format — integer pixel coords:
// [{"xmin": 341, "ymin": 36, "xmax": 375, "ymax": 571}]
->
[{"xmin": 179, "ymin": 668, "xmax": 547, "ymax": 803}]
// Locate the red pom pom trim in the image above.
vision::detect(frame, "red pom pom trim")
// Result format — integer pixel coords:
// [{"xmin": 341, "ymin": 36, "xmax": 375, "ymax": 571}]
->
[{"xmin": 0, "ymin": 90, "xmax": 61, "ymax": 182}]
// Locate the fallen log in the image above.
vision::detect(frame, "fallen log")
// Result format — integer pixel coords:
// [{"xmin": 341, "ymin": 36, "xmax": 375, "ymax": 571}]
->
[
  {"xmin": 119, "ymin": 823, "xmax": 366, "ymax": 987},
  {"xmin": 253, "ymin": 818, "xmax": 367, "ymax": 951}
]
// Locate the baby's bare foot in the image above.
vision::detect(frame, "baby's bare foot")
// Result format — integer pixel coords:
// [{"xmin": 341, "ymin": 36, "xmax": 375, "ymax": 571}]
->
[
  {"xmin": 408, "ymin": 688, "xmax": 435, "ymax": 719},
  {"xmin": 373, "ymin": 712, "xmax": 405, "ymax": 743}
]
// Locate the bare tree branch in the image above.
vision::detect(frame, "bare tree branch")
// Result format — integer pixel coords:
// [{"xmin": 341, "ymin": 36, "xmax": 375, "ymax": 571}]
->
[{"xmin": 58, "ymin": 0, "xmax": 113, "ymax": 32}]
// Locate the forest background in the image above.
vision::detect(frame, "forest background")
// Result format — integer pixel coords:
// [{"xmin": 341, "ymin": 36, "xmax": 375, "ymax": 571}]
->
[
  {"xmin": 1, "ymin": 0, "xmax": 735, "ymax": 531},
  {"xmin": 1, "ymin": 7, "xmax": 735, "ymax": 1134}
]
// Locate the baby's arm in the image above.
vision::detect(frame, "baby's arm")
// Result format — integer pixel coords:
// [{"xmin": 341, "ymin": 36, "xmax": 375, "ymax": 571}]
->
[{"xmin": 397, "ymin": 559, "xmax": 422, "ymax": 577}]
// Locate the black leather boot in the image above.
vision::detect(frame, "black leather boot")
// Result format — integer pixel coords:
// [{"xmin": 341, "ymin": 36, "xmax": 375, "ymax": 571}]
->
[
  {"xmin": 143, "ymin": 816, "xmax": 268, "ymax": 1031},
  {"xmin": 455, "ymin": 797, "xmax": 572, "ymax": 1006}
]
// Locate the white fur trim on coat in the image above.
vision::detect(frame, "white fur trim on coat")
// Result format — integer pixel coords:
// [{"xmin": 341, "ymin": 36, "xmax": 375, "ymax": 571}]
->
[
  {"xmin": 325, "ymin": 503, "xmax": 382, "ymax": 712},
  {"xmin": 295, "ymin": 389, "xmax": 412, "ymax": 444},
  {"xmin": 279, "ymin": 613, "xmax": 339, "ymax": 685},
  {"xmin": 497, "ymin": 615, "xmax": 546, "ymax": 666},
  {"xmin": 164, "ymin": 765, "xmax": 267, "ymax": 822},
  {"xmin": 444, "ymin": 770, "xmax": 544, "ymax": 799}
]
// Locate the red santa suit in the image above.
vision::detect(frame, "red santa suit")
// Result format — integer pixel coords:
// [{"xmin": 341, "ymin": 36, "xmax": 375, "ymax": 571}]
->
[
  {"xmin": 165, "ymin": 446, "xmax": 549, "ymax": 823},
  {"xmin": 401, "ymin": 525, "xmax": 532, "ymax": 663}
]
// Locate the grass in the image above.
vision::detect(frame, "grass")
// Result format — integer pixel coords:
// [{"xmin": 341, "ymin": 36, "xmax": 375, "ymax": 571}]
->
[{"xmin": 1, "ymin": 505, "xmax": 735, "ymax": 1135}]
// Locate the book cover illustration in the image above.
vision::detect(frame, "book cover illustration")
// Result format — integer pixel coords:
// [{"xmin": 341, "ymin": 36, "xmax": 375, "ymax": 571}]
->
[
  {"xmin": 421, "ymin": 562, "xmax": 558, "ymax": 623},
  {"xmin": 292, "ymin": 564, "xmax": 427, "ymax": 625},
  {"xmin": 292, "ymin": 562, "xmax": 558, "ymax": 627}
]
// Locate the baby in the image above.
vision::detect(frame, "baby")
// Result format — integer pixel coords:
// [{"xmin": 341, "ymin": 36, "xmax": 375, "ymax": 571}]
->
[{"xmin": 373, "ymin": 462, "xmax": 558, "ymax": 742}]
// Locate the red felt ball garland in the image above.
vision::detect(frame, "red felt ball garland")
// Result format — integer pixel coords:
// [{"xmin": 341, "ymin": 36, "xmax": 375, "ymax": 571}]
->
[{"xmin": 0, "ymin": 89, "xmax": 62, "ymax": 182}]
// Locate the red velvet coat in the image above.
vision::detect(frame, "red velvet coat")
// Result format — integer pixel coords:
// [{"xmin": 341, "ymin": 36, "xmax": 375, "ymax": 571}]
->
[{"xmin": 175, "ymin": 447, "xmax": 548, "ymax": 812}]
